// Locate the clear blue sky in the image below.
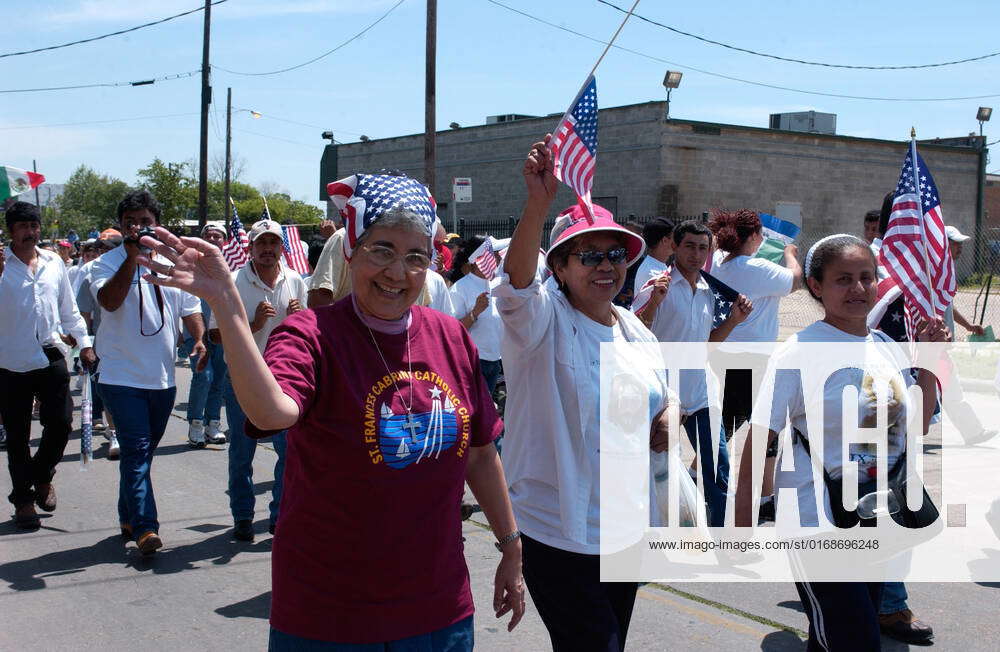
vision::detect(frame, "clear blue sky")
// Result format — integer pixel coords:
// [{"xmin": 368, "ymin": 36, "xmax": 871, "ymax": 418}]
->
[{"xmin": 5, "ymin": 0, "xmax": 999, "ymax": 209}]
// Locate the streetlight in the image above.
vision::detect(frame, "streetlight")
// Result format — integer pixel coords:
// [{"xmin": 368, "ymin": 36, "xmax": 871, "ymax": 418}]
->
[
  {"xmin": 321, "ymin": 131, "xmax": 335, "ymax": 143},
  {"xmin": 360, "ymin": 135, "xmax": 370, "ymax": 142},
  {"xmin": 449, "ymin": 122, "xmax": 461, "ymax": 129},
  {"xmin": 977, "ymin": 106, "xmax": 992, "ymax": 138},
  {"xmin": 663, "ymin": 70, "xmax": 682, "ymax": 120}
]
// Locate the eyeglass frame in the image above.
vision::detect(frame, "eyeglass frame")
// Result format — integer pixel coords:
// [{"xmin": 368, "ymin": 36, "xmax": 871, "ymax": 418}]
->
[
  {"xmin": 568, "ymin": 246, "xmax": 629, "ymax": 267},
  {"xmin": 359, "ymin": 243, "xmax": 433, "ymax": 273}
]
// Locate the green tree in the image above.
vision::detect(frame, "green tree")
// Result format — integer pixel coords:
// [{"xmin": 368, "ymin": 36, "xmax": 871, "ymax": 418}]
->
[
  {"xmin": 56, "ymin": 165, "xmax": 130, "ymax": 234},
  {"xmin": 136, "ymin": 159, "xmax": 196, "ymax": 229}
]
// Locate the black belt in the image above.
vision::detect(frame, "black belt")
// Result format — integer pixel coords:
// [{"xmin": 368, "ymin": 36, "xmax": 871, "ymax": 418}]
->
[{"xmin": 41, "ymin": 345, "xmax": 64, "ymax": 363}]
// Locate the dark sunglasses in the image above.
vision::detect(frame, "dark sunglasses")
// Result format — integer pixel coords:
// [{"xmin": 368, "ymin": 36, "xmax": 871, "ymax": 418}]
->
[{"xmin": 570, "ymin": 246, "xmax": 629, "ymax": 267}]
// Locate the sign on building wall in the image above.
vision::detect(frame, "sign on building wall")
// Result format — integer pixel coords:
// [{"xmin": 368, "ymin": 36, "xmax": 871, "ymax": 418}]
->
[{"xmin": 453, "ymin": 177, "xmax": 472, "ymax": 203}]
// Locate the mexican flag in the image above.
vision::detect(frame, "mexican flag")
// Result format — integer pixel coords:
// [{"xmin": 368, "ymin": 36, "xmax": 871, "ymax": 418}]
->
[{"xmin": 0, "ymin": 165, "xmax": 45, "ymax": 201}]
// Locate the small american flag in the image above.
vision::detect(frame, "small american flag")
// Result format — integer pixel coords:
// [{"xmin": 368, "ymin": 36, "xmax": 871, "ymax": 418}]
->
[
  {"xmin": 281, "ymin": 225, "xmax": 311, "ymax": 275},
  {"xmin": 550, "ymin": 75, "xmax": 598, "ymax": 222},
  {"xmin": 879, "ymin": 142, "xmax": 956, "ymax": 322},
  {"xmin": 474, "ymin": 238, "xmax": 498, "ymax": 280},
  {"xmin": 220, "ymin": 206, "xmax": 249, "ymax": 271}
]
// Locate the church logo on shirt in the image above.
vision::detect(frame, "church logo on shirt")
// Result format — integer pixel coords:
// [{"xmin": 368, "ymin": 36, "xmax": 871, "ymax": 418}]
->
[{"xmin": 363, "ymin": 371, "xmax": 471, "ymax": 467}]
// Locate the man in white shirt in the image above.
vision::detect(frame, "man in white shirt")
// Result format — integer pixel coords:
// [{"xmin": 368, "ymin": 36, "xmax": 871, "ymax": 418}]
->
[
  {"xmin": 209, "ymin": 219, "xmax": 308, "ymax": 542},
  {"xmin": 0, "ymin": 202, "xmax": 94, "ymax": 529},
  {"xmin": 91, "ymin": 190, "xmax": 206, "ymax": 555},
  {"xmin": 635, "ymin": 220, "xmax": 751, "ymax": 527}
]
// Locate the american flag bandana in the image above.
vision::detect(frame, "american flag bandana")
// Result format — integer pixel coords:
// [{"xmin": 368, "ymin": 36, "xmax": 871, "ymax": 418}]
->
[{"xmin": 327, "ymin": 174, "xmax": 437, "ymax": 260}]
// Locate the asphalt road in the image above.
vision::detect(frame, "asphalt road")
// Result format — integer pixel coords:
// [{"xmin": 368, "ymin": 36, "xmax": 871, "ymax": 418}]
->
[{"xmin": 1, "ymin": 364, "xmax": 998, "ymax": 651}]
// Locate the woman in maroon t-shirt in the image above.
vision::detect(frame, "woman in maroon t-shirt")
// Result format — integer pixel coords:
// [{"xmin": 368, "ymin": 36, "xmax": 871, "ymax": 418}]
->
[{"xmin": 137, "ymin": 173, "xmax": 524, "ymax": 650}]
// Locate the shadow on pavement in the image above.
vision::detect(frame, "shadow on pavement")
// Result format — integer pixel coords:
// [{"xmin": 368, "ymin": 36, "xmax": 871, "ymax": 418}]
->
[
  {"xmin": 760, "ymin": 630, "xmax": 806, "ymax": 650},
  {"xmin": 776, "ymin": 600, "xmax": 805, "ymax": 614},
  {"xmin": 0, "ymin": 520, "xmax": 273, "ymax": 590},
  {"xmin": 216, "ymin": 590, "xmax": 271, "ymax": 620}
]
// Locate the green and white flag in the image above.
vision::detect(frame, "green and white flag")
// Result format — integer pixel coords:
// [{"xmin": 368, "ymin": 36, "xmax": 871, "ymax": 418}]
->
[{"xmin": 0, "ymin": 165, "xmax": 45, "ymax": 202}]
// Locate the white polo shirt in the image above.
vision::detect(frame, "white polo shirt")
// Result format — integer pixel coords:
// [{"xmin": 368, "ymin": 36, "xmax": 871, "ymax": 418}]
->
[
  {"xmin": 449, "ymin": 273, "xmax": 502, "ymax": 361},
  {"xmin": 0, "ymin": 246, "xmax": 91, "ymax": 372},
  {"xmin": 211, "ymin": 261, "xmax": 309, "ymax": 354},
  {"xmin": 89, "ymin": 245, "xmax": 200, "ymax": 390}
]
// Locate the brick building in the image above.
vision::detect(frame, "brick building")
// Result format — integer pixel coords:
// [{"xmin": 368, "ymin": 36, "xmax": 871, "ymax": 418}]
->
[{"xmin": 325, "ymin": 101, "xmax": 986, "ymax": 264}]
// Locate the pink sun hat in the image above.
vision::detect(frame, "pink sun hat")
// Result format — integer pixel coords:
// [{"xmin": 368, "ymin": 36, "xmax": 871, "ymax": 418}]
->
[{"xmin": 544, "ymin": 202, "xmax": 646, "ymax": 270}]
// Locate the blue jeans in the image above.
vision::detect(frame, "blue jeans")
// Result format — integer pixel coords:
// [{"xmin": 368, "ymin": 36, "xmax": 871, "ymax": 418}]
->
[
  {"xmin": 479, "ymin": 359, "xmax": 502, "ymax": 395},
  {"xmin": 683, "ymin": 407, "xmax": 730, "ymax": 528},
  {"xmin": 99, "ymin": 384, "xmax": 176, "ymax": 535},
  {"xmin": 224, "ymin": 375, "xmax": 286, "ymax": 527},
  {"xmin": 268, "ymin": 616, "xmax": 473, "ymax": 651},
  {"xmin": 186, "ymin": 341, "xmax": 226, "ymax": 423},
  {"xmin": 880, "ymin": 581, "xmax": 909, "ymax": 614}
]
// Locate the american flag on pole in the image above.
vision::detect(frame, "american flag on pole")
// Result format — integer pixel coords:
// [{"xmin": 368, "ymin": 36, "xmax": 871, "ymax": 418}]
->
[
  {"xmin": 220, "ymin": 205, "xmax": 249, "ymax": 271},
  {"xmin": 473, "ymin": 238, "xmax": 498, "ymax": 280},
  {"xmin": 281, "ymin": 225, "xmax": 311, "ymax": 275},
  {"xmin": 549, "ymin": 75, "xmax": 598, "ymax": 222},
  {"xmin": 879, "ymin": 142, "xmax": 956, "ymax": 322}
]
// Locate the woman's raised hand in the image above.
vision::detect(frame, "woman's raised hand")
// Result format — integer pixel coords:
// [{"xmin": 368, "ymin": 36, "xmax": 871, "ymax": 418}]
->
[
  {"xmin": 137, "ymin": 227, "xmax": 236, "ymax": 305},
  {"xmin": 522, "ymin": 134, "xmax": 558, "ymax": 204}
]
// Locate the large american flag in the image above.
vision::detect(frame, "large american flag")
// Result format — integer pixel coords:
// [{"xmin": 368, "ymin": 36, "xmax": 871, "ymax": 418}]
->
[
  {"xmin": 631, "ymin": 268, "xmax": 740, "ymax": 328},
  {"xmin": 550, "ymin": 75, "xmax": 598, "ymax": 221},
  {"xmin": 220, "ymin": 206, "xmax": 249, "ymax": 271},
  {"xmin": 879, "ymin": 142, "xmax": 955, "ymax": 322},
  {"xmin": 281, "ymin": 225, "xmax": 311, "ymax": 275}
]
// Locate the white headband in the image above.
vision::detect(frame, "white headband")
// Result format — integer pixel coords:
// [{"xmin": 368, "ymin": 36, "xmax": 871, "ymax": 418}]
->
[{"xmin": 804, "ymin": 233, "xmax": 863, "ymax": 278}]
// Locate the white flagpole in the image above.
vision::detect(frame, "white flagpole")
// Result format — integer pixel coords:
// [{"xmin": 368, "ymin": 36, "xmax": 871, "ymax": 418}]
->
[{"xmin": 909, "ymin": 129, "xmax": 937, "ymax": 317}]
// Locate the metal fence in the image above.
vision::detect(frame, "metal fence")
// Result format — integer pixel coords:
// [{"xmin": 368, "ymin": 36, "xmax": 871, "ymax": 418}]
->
[{"xmin": 454, "ymin": 213, "xmax": 707, "ymax": 247}]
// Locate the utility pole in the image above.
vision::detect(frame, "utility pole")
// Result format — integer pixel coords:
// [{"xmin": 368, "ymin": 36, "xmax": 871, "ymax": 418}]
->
[
  {"xmin": 225, "ymin": 87, "xmax": 232, "ymax": 237},
  {"xmin": 424, "ymin": 0, "xmax": 436, "ymax": 195},
  {"xmin": 32, "ymin": 159, "xmax": 40, "ymax": 207},
  {"xmin": 197, "ymin": 0, "xmax": 212, "ymax": 228}
]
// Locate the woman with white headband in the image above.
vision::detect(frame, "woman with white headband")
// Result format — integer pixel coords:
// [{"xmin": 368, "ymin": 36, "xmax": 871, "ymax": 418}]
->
[{"xmin": 735, "ymin": 233, "xmax": 946, "ymax": 651}]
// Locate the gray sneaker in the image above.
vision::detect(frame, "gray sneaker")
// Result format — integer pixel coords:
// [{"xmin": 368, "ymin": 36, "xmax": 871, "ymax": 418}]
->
[{"xmin": 107, "ymin": 431, "xmax": 120, "ymax": 460}]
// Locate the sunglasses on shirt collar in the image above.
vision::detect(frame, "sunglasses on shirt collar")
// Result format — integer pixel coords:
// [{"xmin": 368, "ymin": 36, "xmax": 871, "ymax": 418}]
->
[{"xmin": 569, "ymin": 246, "xmax": 629, "ymax": 267}]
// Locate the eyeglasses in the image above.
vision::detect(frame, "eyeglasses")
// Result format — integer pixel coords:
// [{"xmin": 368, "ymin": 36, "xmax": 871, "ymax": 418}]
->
[
  {"xmin": 361, "ymin": 244, "xmax": 432, "ymax": 272},
  {"xmin": 569, "ymin": 247, "xmax": 629, "ymax": 267}
]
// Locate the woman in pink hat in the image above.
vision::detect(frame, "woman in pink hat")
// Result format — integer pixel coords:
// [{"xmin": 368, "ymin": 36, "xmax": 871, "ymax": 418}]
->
[{"xmin": 495, "ymin": 135, "xmax": 673, "ymax": 651}]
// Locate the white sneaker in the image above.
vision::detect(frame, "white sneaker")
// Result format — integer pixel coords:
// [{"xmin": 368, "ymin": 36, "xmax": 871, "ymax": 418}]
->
[
  {"xmin": 205, "ymin": 419, "xmax": 227, "ymax": 444},
  {"xmin": 188, "ymin": 419, "xmax": 206, "ymax": 448},
  {"xmin": 107, "ymin": 431, "xmax": 120, "ymax": 460}
]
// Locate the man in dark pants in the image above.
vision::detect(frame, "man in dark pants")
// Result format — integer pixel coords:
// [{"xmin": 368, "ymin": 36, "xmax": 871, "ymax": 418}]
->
[{"xmin": 0, "ymin": 202, "xmax": 95, "ymax": 529}]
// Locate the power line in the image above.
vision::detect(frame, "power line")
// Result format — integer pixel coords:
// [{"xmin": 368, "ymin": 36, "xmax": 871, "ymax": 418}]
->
[
  {"xmin": 233, "ymin": 128, "xmax": 318, "ymax": 148},
  {"xmin": 597, "ymin": 0, "xmax": 1000, "ymax": 71},
  {"xmin": 0, "ymin": 111, "xmax": 201, "ymax": 130},
  {"xmin": 988, "ymin": 138, "xmax": 1000, "ymax": 146},
  {"xmin": 212, "ymin": 0, "xmax": 407, "ymax": 76},
  {"xmin": 0, "ymin": 1, "xmax": 228, "ymax": 59},
  {"xmin": 237, "ymin": 109, "xmax": 364, "ymax": 137},
  {"xmin": 0, "ymin": 69, "xmax": 200, "ymax": 94},
  {"xmin": 485, "ymin": 0, "xmax": 1000, "ymax": 102}
]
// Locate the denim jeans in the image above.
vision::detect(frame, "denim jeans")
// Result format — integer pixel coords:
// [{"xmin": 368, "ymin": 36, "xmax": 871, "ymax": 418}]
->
[
  {"xmin": 268, "ymin": 616, "xmax": 473, "ymax": 651},
  {"xmin": 186, "ymin": 341, "xmax": 226, "ymax": 423},
  {"xmin": 224, "ymin": 375, "xmax": 286, "ymax": 527},
  {"xmin": 682, "ymin": 407, "xmax": 730, "ymax": 528},
  {"xmin": 479, "ymin": 359, "xmax": 503, "ymax": 395},
  {"xmin": 880, "ymin": 581, "xmax": 909, "ymax": 614},
  {"xmin": 99, "ymin": 383, "xmax": 176, "ymax": 535}
]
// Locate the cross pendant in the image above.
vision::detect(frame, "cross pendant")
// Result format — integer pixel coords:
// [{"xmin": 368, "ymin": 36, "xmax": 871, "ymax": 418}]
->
[{"xmin": 402, "ymin": 412, "xmax": 421, "ymax": 443}]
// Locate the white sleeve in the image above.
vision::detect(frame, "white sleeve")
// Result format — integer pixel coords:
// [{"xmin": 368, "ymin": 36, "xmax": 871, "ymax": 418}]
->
[
  {"xmin": 88, "ymin": 256, "xmax": 114, "ymax": 294},
  {"xmin": 752, "ymin": 351, "xmax": 804, "ymax": 434},
  {"xmin": 493, "ymin": 273, "xmax": 556, "ymax": 353},
  {"xmin": 426, "ymin": 272, "xmax": 456, "ymax": 317},
  {"xmin": 179, "ymin": 291, "xmax": 201, "ymax": 318},
  {"xmin": 57, "ymin": 266, "xmax": 92, "ymax": 349},
  {"xmin": 749, "ymin": 259, "xmax": 794, "ymax": 297}
]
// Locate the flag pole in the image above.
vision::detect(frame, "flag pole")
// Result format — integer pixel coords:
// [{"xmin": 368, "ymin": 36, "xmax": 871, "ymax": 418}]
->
[
  {"xmin": 910, "ymin": 128, "xmax": 938, "ymax": 317},
  {"xmin": 227, "ymin": 196, "xmax": 236, "ymax": 238},
  {"xmin": 262, "ymin": 195, "xmax": 271, "ymax": 220},
  {"xmin": 586, "ymin": 0, "xmax": 641, "ymax": 80}
]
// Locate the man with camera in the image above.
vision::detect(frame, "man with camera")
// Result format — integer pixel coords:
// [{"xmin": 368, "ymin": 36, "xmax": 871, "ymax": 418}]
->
[
  {"xmin": 0, "ymin": 202, "xmax": 95, "ymax": 529},
  {"xmin": 91, "ymin": 190, "xmax": 206, "ymax": 555}
]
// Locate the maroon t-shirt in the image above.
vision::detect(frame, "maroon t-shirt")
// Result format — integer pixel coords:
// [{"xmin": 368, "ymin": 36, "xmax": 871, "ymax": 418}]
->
[{"xmin": 259, "ymin": 297, "xmax": 502, "ymax": 643}]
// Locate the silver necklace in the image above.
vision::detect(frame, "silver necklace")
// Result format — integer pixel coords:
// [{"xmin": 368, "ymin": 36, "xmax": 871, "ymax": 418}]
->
[{"xmin": 366, "ymin": 322, "xmax": 419, "ymax": 440}]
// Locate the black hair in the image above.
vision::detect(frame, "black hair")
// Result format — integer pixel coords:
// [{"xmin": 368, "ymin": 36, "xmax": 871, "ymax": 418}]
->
[
  {"xmin": 672, "ymin": 219, "xmax": 712, "ymax": 246},
  {"xmin": 641, "ymin": 217, "xmax": 674, "ymax": 249},
  {"xmin": 4, "ymin": 201, "xmax": 41, "ymax": 231},
  {"xmin": 308, "ymin": 241, "xmax": 324, "ymax": 270},
  {"xmin": 805, "ymin": 234, "xmax": 876, "ymax": 301},
  {"xmin": 116, "ymin": 189, "xmax": 161, "ymax": 223},
  {"xmin": 878, "ymin": 191, "xmax": 894, "ymax": 238},
  {"xmin": 863, "ymin": 210, "xmax": 880, "ymax": 224},
  {"xmin": 449, "ymin": 235, "xmax": 486, "ymax": 283}
]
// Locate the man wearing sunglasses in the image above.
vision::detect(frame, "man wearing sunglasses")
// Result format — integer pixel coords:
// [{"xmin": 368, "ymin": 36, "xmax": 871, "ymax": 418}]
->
[
  {"xmin": 91, "ymin": 190, "xmax": 205, "ymax": 555},
  {"xmin": 208, "ymin": 219, "xmax": 308, "ymax": 543}
]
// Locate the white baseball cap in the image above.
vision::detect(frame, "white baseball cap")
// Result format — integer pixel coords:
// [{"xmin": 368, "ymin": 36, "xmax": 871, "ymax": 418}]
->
[
  {"xmin": 248, "ymin": 219, "xmax": 283, "ymax": 243},
  {"xmin": 945, "ymin": 225, "xmax": 971, "ymax": 242}
]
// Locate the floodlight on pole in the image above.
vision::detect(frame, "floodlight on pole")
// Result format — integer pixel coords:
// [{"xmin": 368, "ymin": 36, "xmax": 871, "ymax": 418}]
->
[
  {"xmin": 250, "ymin": 110, "xmax": 262, "ymax": 119},
  {"xmin": 662, "ymin": 70, "xmax": 682, "ymax": 120},
  {"xmin": 978, "ymin": 106, "xmax": 992, "ymax": 137}
]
